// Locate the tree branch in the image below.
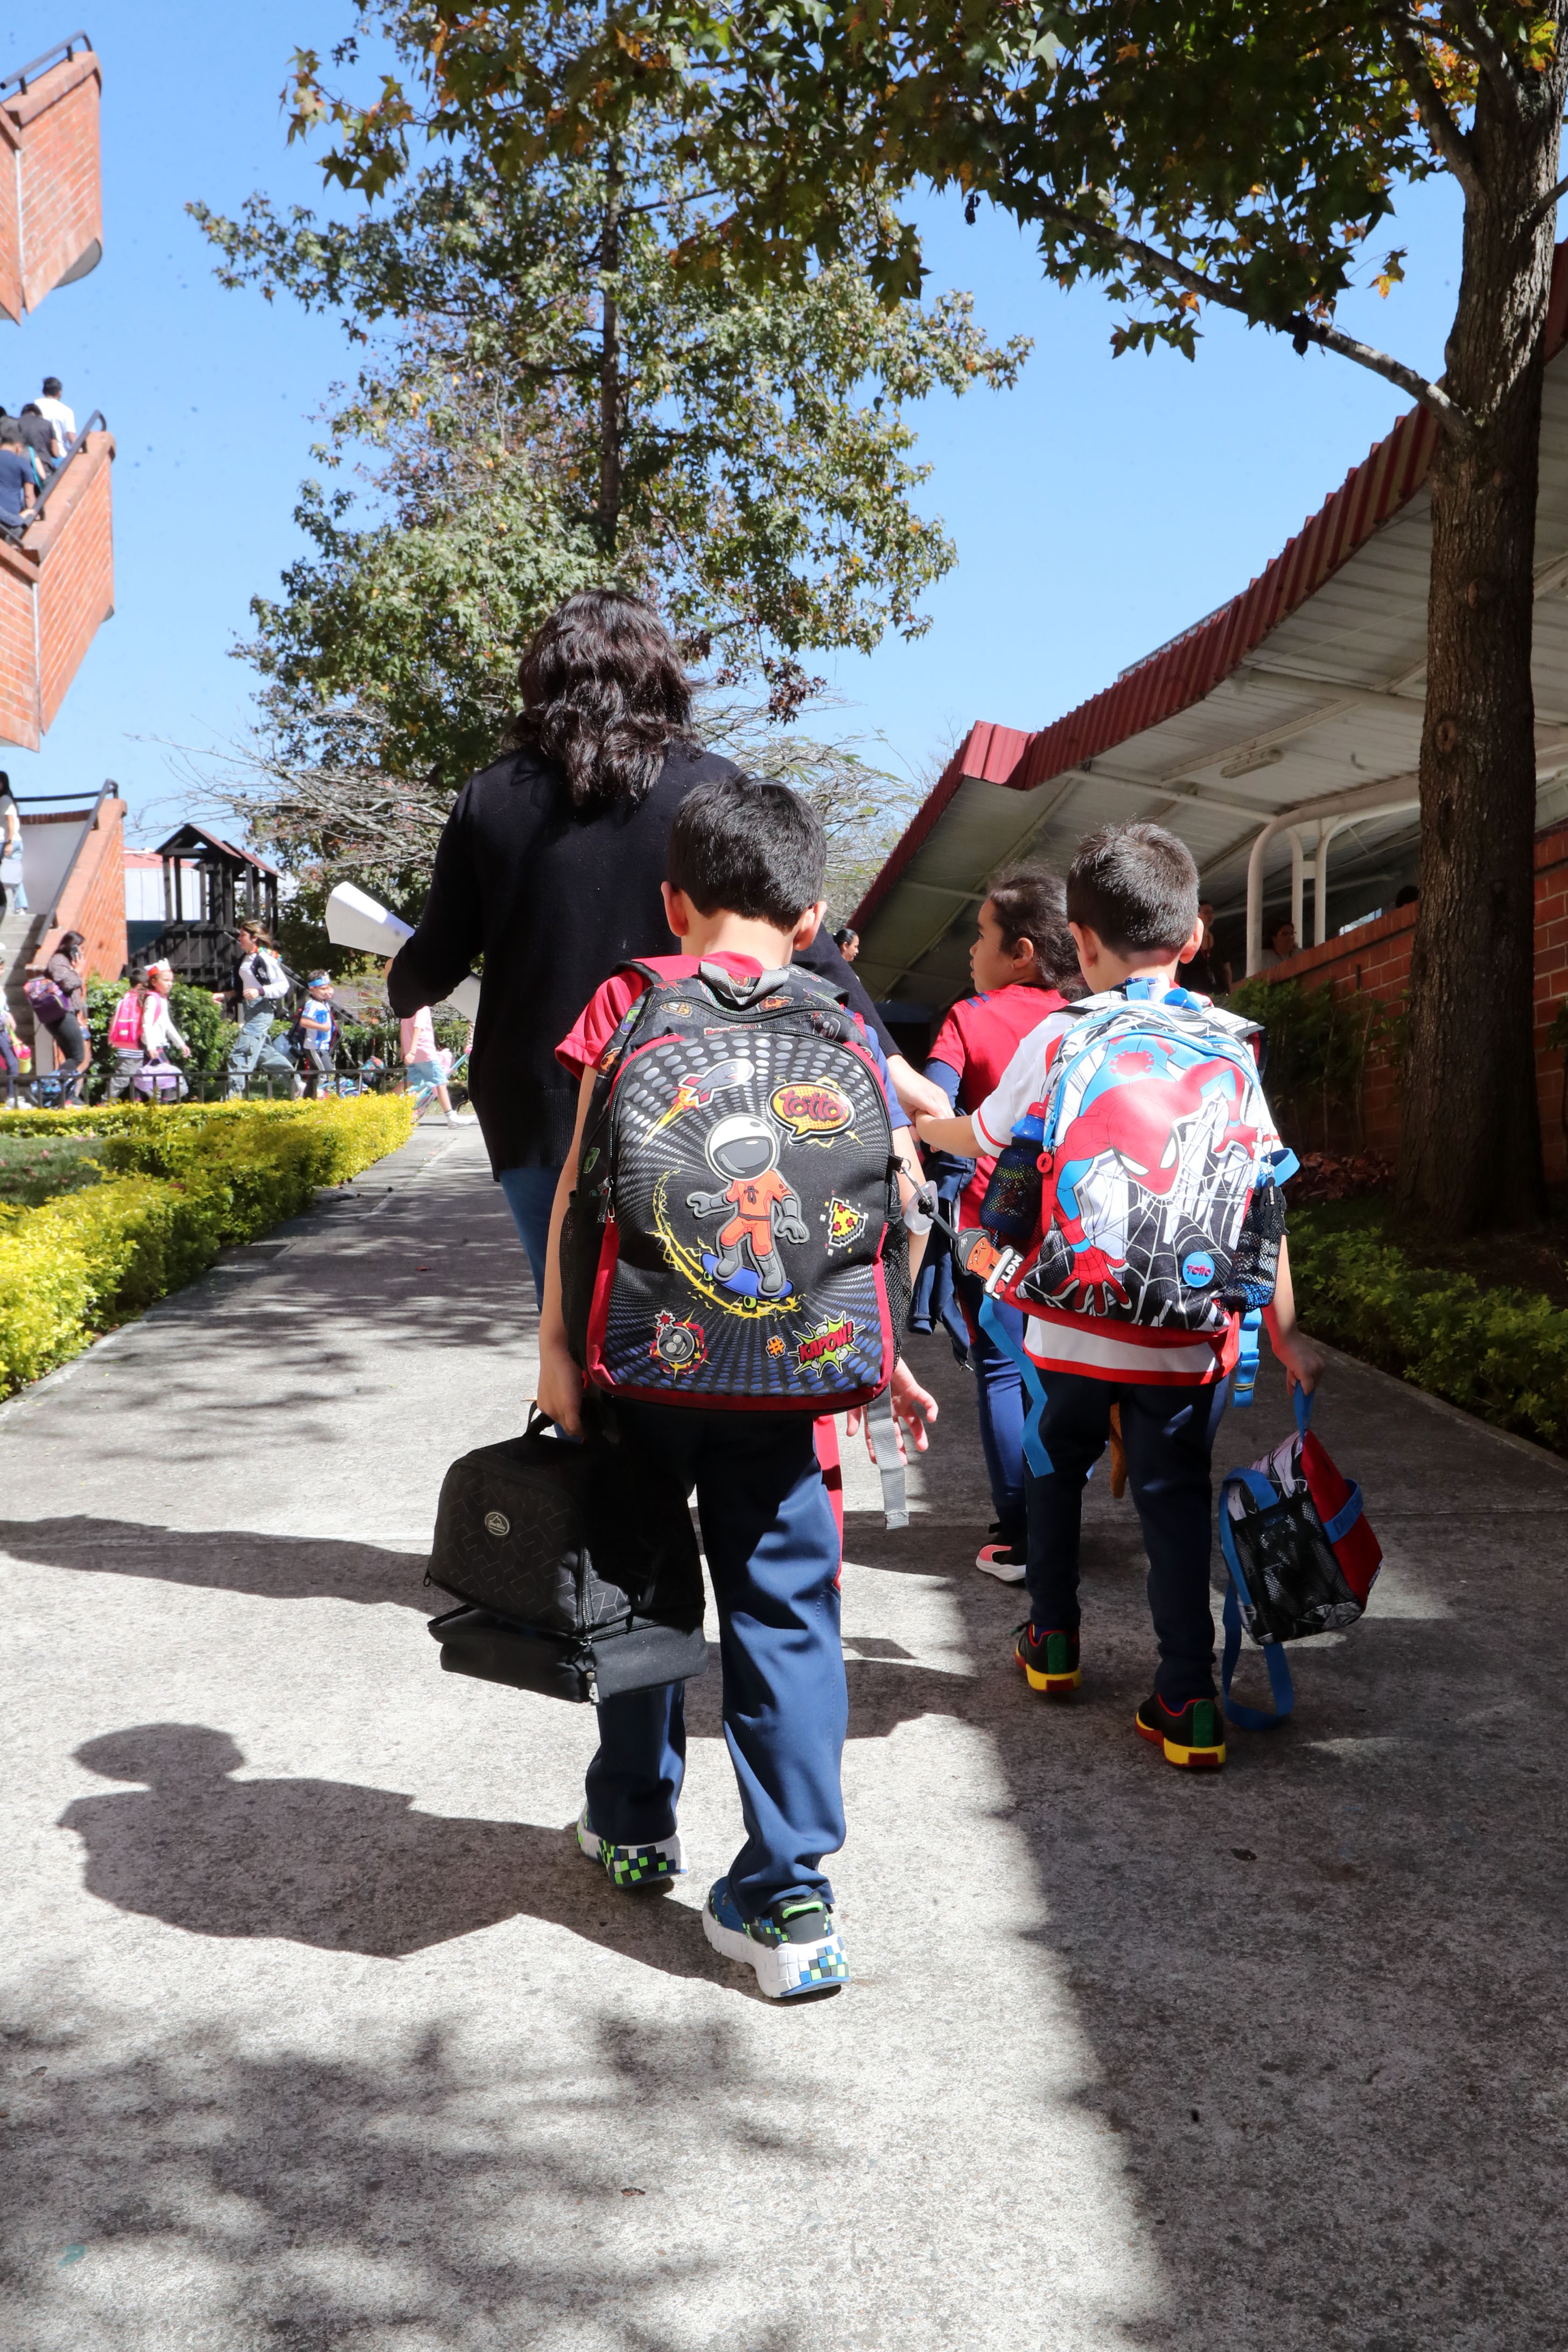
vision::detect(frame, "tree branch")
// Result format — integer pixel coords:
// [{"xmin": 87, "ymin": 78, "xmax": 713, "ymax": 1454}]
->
[
  {"xmin": 1448, "ymin": 0, "xmax": 1527, "ymax": 106},
  {"xmin": 1031, "ymin": 200, "xmax": 1478, "ymax": 447},
  {"xmin": 1381, "ymin": 18, "xmax": 1485, "ymax": 199},
  {"xmin": 1525, "ymin": 166, "xmax": 1568, "ymax": 232}
]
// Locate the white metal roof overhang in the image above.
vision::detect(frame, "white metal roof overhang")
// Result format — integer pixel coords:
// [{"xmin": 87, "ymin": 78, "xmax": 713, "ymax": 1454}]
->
[{"xmin": 852, "ymin": 242, "xmax": 1568, "ymax": 1007}]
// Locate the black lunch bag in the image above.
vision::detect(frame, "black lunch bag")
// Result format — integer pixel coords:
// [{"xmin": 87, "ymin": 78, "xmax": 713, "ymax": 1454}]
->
[{"xmin": 425, "ymin": 1407, "xmax": 708, "ymax": 1703}]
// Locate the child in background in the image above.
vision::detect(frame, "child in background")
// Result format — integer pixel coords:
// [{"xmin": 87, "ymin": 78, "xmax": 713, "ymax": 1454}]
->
[
  {"xmin": 923, "ymin": 867, "xmax": 1081, "ymax": 1582},
  {"xmin": 296, "ymin": 973, "xmax": 338, "ymax": 1098},
  {"xmin": 917, "ymin": 823, "xmax": 1322, "ymax": 1772},
  {"xmin": 388, "ymin": 972, "xmax": 474, "ymax": 1126},
  {"xmin": 0, "ymin": 946, "xmax": 22, "ymax": 1104},
  {"xmin": 536, "ymin": 776, "xmax": 938, "ymax": 1999}
]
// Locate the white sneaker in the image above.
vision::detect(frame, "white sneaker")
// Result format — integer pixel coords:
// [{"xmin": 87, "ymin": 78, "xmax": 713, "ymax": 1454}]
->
[
  {"xmin": 702, "ymin": 1876, "xmax": 848, "ymax": 1999},
  {"xmin": 444, "ymin": 1108, "xmax": 477, "ymax": 1125},
  {"xmin": 975, "ymin": 1539, "xmax": 1027, "ymax": 1584},
  {"xmin": 576, "ymin": 1804, "xmax": 683, "ymax": 1890}
]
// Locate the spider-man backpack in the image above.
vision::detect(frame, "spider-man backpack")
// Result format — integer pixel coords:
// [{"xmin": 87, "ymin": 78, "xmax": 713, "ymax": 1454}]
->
[
  {"xmin": 1217, "ymin": 1387, "xmax": 1382, "ymax": 1725},
  {"xmin": 561, "ymin": 960, "xmax": 910, "ymax": 1412},
  {"xmin": 977, "ymin": 978, "xmax": 1289, "ymax": 1339}
]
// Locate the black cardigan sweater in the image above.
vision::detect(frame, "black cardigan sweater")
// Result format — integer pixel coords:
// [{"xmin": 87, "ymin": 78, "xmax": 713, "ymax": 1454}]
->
[{"xmin": 386, "ymin": 741, "xmax": 895, "ymax": 1174}]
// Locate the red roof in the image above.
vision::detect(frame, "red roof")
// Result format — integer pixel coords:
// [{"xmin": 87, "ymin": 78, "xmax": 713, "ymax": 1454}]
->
[{"xmin": 855, "ymin": 242, "xmax": 1568, "ymax": 933}]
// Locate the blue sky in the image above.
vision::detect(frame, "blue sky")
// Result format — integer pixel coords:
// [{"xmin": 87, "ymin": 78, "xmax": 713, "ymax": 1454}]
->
[{"xmin": 4, "ymin": 5, "xmax": 1468, "ymax": 838}]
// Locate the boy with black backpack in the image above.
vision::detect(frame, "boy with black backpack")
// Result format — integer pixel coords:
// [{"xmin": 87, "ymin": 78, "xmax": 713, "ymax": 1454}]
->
[
  {"xmin": 916, "ymin": 823, "xmax": 1324, "ymax": 1771},
  {"xmin": 536, "ymin": 776, "xmax": 936, "ymax": 1999}
]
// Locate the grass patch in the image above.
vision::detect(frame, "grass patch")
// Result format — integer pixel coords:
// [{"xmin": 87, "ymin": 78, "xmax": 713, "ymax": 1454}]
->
[
  {"xmin": 0, "ymin": 1132, "xmax": 103, "ymax": 1209},
  {"xmin": 1290, "ymin": 1197, "xmax": 1568, "ymax": 1454}
]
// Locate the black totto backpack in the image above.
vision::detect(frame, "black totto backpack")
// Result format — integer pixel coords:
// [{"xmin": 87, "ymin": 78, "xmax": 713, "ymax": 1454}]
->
[
  {"xmin": 560, "ymin": 958, "xmax": 910, "ymax": 1412},
  {"xmin": 425, "ymin": 1409, "xmax": 706, "ymax": 1703}
]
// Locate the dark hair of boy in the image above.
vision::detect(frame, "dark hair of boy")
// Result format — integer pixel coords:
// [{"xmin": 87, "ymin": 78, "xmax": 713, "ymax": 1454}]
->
[
  {"xmin": 42, "ymin": 377, "xmax": 62, "ymax": 397},
  {"xmin": 1066, "ymin": 823, "xmax": 1200, "ymax": 955},
  {"xmin": 667, "ymin": 776, "xmax": 827, "ymax": 929},
  {"xmin": 986, "ymin": 865, "xmax": 1081, "ymax": 991}
]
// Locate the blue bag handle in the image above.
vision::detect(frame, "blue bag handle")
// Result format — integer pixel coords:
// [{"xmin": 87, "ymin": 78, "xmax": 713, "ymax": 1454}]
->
[
  {"xmin": 1287, "ymin": 1383, "xmax": 1362, "ymax": 1541},
  {"xmin": 1293, "ymin": 1383, "xmax": 1312, "ymax": 1436},
  {"xmin": 1216, "ymin": 1466, "xmax": 1296, "ymax": 1729},
  {"xmin": 978, "ymin": 1291, "xmax": 1054, "ymax": 1476}
]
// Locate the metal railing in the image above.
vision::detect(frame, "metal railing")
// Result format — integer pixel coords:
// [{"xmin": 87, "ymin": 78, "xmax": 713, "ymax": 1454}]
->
[
  {"xmin": 1, "ymin": 32, "xmax": 93, "ymax": 102},
  {"xmin": 26, "ymin": 409, "xmax": 108, "ymax": 531}
]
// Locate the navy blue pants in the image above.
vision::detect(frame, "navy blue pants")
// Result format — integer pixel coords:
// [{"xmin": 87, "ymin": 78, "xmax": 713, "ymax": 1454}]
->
[
  {"xmin": 955, "ymin": 1267, "xmax": 1027, "ymax": 1545},
  {"xmin": 498, "ymin": 1163, "xmax": 564, "ymax": 1308},
  {"xmin": 586, "ymin": 1402, "xmax": 846, "ymax": 1921},
  {"xmin": 1024, "ymin": 1370, "xmax": 1232, "ymax": 1706}
]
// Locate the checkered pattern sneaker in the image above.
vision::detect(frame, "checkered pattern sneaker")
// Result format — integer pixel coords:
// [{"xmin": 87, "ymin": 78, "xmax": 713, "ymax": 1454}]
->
[
  {"xmin": 702, "ymin": 1877, "xmax": 849, "ymax": 2000},
  {"xmin": 575, "ymin": 1805, "xmax": 684, "ymax": 1889}
]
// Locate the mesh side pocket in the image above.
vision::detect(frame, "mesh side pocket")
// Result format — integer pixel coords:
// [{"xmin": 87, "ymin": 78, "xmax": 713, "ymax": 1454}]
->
[{"xmin": 1222, "ymin": 1178, "xmax": 1286, "ymax": 1311}]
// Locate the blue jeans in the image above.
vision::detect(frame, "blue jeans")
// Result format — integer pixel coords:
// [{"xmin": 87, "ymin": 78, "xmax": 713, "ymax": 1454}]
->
[
  {"xmin": 1024, "ymin": 1369, "xmax": 1233, "ymax": 1706},
  {"xmin": 954, "ymin": 1267, "xmax": 1026, "ymax": 1545},
  {"xmin": 498, "ymin": 1163, "xmax": 564, "ymax": 1308},
  {"xmin": 586, "ymin": 1402, "xmax": 846, "ymax": 1920},
  {"xmin": 226, "ymin": 1006, "xmax": 295, "ymax": 1097}
]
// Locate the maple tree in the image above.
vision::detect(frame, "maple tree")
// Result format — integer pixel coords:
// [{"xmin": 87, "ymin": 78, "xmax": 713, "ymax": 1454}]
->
[{"xmin": 285, "ymin": 0, "xmax": 1568, "ymax": 1233}]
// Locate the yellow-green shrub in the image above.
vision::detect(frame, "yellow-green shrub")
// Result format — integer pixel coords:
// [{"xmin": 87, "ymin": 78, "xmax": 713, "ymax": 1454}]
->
[{"xmin": 0, "ymin": 1095, "xmax": 418, "ymax": 1396}]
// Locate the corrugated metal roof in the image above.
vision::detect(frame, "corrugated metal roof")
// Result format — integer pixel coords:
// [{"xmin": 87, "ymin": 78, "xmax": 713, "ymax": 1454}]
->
[{"xmin": 852, "ymin": 241, "xmax": 1568, "ymax": 1006}]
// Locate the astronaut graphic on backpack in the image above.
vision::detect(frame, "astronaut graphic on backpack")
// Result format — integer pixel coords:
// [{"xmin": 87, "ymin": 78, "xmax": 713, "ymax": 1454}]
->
[{"xmin": 685, "ymin": 1111, "xmax": 811, "ymax": 1300}]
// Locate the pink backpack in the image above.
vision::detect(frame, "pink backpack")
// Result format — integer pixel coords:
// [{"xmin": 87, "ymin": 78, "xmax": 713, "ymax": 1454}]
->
[{"xmin": 109, "ymin": 990, "xmax": 144, "ymax": 1048}]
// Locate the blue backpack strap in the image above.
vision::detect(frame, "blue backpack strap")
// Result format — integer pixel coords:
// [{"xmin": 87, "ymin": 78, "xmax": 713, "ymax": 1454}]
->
[
  {"xmin": 1216, "ymin": 1466, "xmax": 1296, "ymax": 1728},
  {"xmin": 978, "ymin": 1291, "xmax": 1054, "ymax": 1475},
  {"xmin": 1231, "ymin": 1308, "xmax": 1262, "ymax": 1406},
  {"xmin": 1221, "ymin": 1583, "xmax": 1295, "ymax": 1728}
]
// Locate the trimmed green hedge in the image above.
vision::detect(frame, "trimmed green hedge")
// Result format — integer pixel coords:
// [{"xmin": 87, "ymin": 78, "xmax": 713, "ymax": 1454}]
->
[
  {"xmin": 0, "ymin": 1094, "xmax": 417, "ymax": 1396},
  {"xmin": 1290, "ymin": 1210, "xmax": 1568, "ymax": 1454}
]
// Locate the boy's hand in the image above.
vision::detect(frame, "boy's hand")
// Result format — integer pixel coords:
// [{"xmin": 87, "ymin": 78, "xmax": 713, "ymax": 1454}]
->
[
  {"xmin": 535, "ymin": 1335, "xmax": 585, "ymax": 1437},
  {"xmin": 845, "ymin": 1360, "xmax": 940, "ymax": 1461},
  {"xmin": 1268, "ymin": 1324, "xmax": 1326, "ymax": 1396}
]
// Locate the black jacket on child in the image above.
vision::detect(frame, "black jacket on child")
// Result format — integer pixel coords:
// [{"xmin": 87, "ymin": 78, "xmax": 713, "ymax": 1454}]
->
[{"xmin": 386, "ymin": 743, "xmax": 895, "ymax": 1177}]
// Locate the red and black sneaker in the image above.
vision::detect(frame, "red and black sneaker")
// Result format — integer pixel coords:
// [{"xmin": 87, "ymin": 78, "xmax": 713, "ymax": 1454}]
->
[
  {"xmin": 1014, "ymin": 1622, "xmax": 1081, "ymax": 1698},
  {"xmin": 1135, "ymin": 1692, "xmax": 1226, "ymax": 1769}
]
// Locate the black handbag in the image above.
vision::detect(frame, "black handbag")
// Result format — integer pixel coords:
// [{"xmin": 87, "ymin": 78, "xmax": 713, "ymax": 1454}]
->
[{"xmin": 425, "ymin": 1407, "xmax": 708, "ymax": 1703}]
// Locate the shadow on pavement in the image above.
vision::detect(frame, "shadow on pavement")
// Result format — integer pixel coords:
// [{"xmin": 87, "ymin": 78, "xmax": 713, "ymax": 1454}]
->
[
  {"xmin": 845, "ymin": 1336, "xmax": 1568, "ymax": 2352},
  {"xmin": 60, "ymin": 1722, "xmax": 737, "ymax": 1979},
  {"xmin": 0, "ymin": 2012, "xmax": 804, "ymax": 2351},
  {"xmin": 0, "ymin": 1516, "xmax": 432, "ymax": 1609}
]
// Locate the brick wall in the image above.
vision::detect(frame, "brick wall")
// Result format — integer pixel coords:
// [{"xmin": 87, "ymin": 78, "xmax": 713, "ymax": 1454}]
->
[
  {"xmin": 36, "ymin": 443, "xmax": 114, "ymax": 731},
  {"xmin": 29, "ymin": 796, "xmax": 128, "ymax": 984},
  {"xmin": 1258, "ymin": 818, "xmax": 1568, "ymax": 1180},
  {"xmin": 0, "ymin": 430, "xmax": 115, "ymax": 751},
  {"xmin": 0, "ymin": 98, "xmax": 19, "ymax": 325},
  {"xmin": 0, "ymin": 531, "xmax": 39, "ymax": 746},
  {"xmin": 0, "ymin": 50, "xmax": 102, "ymax": 320}
]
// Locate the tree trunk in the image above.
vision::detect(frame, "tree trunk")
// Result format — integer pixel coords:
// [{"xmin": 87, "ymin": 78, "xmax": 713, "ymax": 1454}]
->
[
  {"xmin": 598, "ymin": 142, "xmax": 623, "ymax": 556},
  {"xmin": 1397, "ymin": 68, "xmax": 1567, "ymax": 1235}
]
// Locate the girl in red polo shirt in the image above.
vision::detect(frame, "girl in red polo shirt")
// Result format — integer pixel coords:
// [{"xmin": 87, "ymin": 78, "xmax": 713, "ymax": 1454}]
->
[{"xmin": 924, "ymin": 867, "xmax": 1082, "ymax": 1581}]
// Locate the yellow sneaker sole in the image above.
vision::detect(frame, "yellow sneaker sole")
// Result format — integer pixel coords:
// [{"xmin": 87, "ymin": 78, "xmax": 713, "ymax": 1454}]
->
[
  {"xmin": 1019, "ymin": 1655, "xmax": 1082, "ymax": 1697},
  {"xmin": 1135, "ymin": 1715, "xmax": 1225, "ymax": 1768}
]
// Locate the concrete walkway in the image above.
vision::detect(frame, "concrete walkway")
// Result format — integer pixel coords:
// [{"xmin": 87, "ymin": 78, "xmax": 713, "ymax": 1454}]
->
[{"xmin": 2, "ymin": 1123, "xmax": 1566, "ymax": 2350}]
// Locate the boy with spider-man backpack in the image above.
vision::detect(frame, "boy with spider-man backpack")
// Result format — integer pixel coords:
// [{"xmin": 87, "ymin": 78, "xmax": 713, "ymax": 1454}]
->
[{"xmin": 918, "ymin": 823, "xmax": 1324, "ymax": 1771}]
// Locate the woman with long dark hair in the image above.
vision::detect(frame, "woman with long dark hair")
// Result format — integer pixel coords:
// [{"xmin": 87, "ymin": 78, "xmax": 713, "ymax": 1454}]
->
[{"xmin": 387, "ymin": 589, "xmax": 921, "ymax": 1297}]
